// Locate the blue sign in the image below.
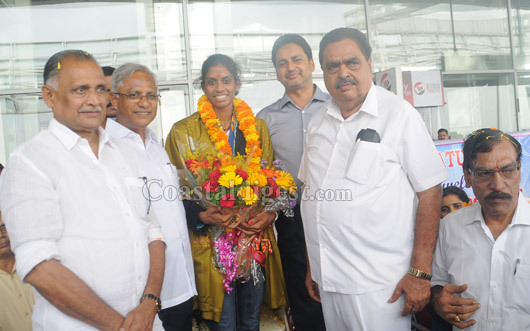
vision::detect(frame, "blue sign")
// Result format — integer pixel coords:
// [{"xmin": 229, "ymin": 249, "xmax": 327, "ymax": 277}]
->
[{"xmin": 435, "ymin": 131, "xmax": 530, "ymax": 201}]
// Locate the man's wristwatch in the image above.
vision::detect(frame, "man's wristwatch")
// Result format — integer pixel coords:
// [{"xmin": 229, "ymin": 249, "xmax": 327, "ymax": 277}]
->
[
  {"xmin": 408, "ymin": 267, "xmax": 432, "ymax": 280},
  {"xmin": 140, "ymin": 293, "xmax": 162, "ymax": 312}
]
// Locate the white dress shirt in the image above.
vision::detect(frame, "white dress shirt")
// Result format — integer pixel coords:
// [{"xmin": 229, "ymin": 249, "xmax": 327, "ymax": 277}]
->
[
  {"xmin": 0, "ymin": 118, "xmax": 163, "ymax": 330},
  {"xmin": 106, "ymin": 119, "xmax": 197, "ymax": 309},
  {"xmin": 299, "ymin": 84, "xmax": 449, "ymax": 295},
  {"xmin": 432, "ymin": 193, "xmax": 530, "ymax": 330}
]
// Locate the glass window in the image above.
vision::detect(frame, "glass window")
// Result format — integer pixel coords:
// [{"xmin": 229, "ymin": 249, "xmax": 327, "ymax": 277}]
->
[
  {"xmin": 154, "ymin": 85, "xmax": 189, "ymax": 145},
  {"xmin": 512, "ymin": 0, "xmax": 530, "ymax": 69},
  {"xmin": 370, "ymin": 0, "xmax": 512, "ymax": 71},
  {"xmin": 0, "ymin": 1, "xmax": 186, "ymax": 90},
  {"xmin": 517, "ymin": 73, "xmax": 530, "ymax": 131},
  {"xmin": 0, "ymin": 94, "xmax": 51, "ymax": 164},
  {"xmin": 187, "ymin": 0, "xmax": 365, "ymax": 81},
  {"xmin": 442, "ymin": 73, "xmax": 516, "ymax": 137}
]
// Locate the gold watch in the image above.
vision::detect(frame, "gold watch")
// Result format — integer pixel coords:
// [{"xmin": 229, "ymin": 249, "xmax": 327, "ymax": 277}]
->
[{"xmin": 408, "ymin": 267, "xmax": 432, "ymax": 280}]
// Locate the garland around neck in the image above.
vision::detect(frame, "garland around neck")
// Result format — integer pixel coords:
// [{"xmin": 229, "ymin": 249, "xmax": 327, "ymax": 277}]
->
[{"xmin": 197, "ymin": 95, "xmax": 262, "ymax": 164}]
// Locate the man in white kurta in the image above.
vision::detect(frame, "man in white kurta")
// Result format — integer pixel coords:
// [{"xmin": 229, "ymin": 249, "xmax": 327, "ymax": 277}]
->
[
  {"xmin": 431, "ymin": 129, "xmax": 530, "ymax": 330},
  {"xmin": 106, "ymin": 63, "xmax": 197, "ymax": 330},
  {"xmin": 299, "ymin": 27, "xmax": 448, "ymax": 330},
  {"xmin": 0, "ymin": 50, "xmax": 165, "ymax": 330}
]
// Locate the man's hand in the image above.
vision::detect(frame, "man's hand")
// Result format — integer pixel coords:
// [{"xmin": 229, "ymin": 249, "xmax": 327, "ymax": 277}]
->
[
  {"xmin": 238, "ymin": 212, "xmax": 276, "ymax": 235},
  {"xmin": 388, "ymin": 273, "xmax": 430, "ymax": 315},
  {"xmin": 305, "ymin": 267, "xmax": 321, "ymax": 303},
  {"xmin": 119, "ymin": 300, "xmax": 158, "ymax": 331},
  {"xmin": 432, "ymin": 284, "xmax": 480, "ymax": 329},
  {"xmin": 199, "ymin": 207, "xmax": 239, "ymax": 228}
]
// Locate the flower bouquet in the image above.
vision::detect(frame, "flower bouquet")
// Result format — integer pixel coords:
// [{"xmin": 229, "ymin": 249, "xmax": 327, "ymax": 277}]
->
[{"xmin": 180, "ymin": 150, "xmax": 297, "ymax": 293}]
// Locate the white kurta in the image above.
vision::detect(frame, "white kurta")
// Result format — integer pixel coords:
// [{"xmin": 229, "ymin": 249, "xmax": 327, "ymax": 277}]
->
[
  {"xmin": 432, "ymin": 193, "xmax": 530, "ymax": 330},
  {"xmin": 299, "ymin": 84, "xmax": 448, "ymax": 295},
  {"xmin": 0, "ymin": 118, "xmax": 163, "ymax": 330},
  {"xmin": 106, "ymin": 119, "xmax": 197, "ymax": 309}
]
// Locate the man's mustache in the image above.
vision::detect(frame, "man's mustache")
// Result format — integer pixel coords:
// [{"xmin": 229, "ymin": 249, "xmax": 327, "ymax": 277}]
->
[
  {"xmin": 79, "ymin": 106, "xmax": 102, "ymax": 113},
  {"xmin": 485, "ymin": 191, "xmax": 512, "ymax": 200},
  {"xmin": 335, "ymin": 78, "xmax": 358, "ymax": 90}
]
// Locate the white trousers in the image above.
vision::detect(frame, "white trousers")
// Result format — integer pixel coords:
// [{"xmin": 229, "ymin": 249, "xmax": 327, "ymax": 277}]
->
[{"xmin": 320, "ymin": 287, "xmax": 411, "ymax": 331}]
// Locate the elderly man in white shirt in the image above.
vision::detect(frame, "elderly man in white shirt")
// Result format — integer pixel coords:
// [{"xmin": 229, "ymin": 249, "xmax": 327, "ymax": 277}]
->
[
  {"xmin": 106, "ymin": 63, "xmax": 197, "ymax": 330},
  {"xmin": 431, "ymin": 128, "xmax": 530, "ymax": 330},
  {"xmin": 0, "ymin": 50, "xmax": 165, "ymax": 330},
  {"xmin": 299, "ymin": 28, "xmax": 449, "ymax": 330}
]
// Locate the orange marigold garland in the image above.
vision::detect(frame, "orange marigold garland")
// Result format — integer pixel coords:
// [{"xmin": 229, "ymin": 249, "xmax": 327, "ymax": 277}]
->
[{"xmin": 197, "ymin": 95, "xmax": 263, "ymax": 164}]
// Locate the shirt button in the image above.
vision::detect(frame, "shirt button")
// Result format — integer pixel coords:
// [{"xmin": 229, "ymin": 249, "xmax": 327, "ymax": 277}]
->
[{"xmin": 303, "ymin": 129, "xmax": 307, "ymax": 133}]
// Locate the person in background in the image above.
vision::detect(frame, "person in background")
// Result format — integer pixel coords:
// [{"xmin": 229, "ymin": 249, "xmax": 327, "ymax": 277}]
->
[
  {"xmin": 441, "ymin": 186, "xmax": 471, "ymax": 218},
  {"xmin": 107, "ymin": 63, "xmax": 197, "ymax": 331},
  {"xmin": 165, "ymin": 54, "xmax": 286, "ymax": 331},
  {"xmin": 102, "ymin": 66, "xmax": 117, "ymax": 127},
  {"xmin": 438, "ymin": 128, "xmax": 450, "ymax": 140},
  {"xmin": 257, "ymin": 33, "xmax": 328, "ymax": 331},
  {"xmin": 431, "ymin": 128, "xmax": 530, "ymax": 330},
  {"xmin": 0, "ymin": 210, "xmax": 34, "ymax": 331},
  {"xmin": 299, "ymin": 27, "xmax": 448, "ymax": 330}
]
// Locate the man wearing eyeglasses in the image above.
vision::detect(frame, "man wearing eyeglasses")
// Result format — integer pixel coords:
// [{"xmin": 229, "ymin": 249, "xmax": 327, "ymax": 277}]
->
[
  {"xmin": 431, "ymin": 128, "xmax": 530, "ymax": 330},
  {"xmin": 107, "ymin": 63, "xmax": 197, "ymax": 331}
]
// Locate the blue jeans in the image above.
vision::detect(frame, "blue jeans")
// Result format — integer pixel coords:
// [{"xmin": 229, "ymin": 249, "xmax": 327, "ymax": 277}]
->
[{"xmin": 210, "ymin": 278, "xmax": 265, "ymax": 331}]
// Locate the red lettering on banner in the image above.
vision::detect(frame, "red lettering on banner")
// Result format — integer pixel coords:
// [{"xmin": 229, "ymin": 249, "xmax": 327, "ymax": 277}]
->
[
  {"xmin": 455, "ymin": 150, "xmax": 464, "ymax": 166},
  {"xmin": 444, "ymin": 150, "xmax": 455, "ymax": 168}
]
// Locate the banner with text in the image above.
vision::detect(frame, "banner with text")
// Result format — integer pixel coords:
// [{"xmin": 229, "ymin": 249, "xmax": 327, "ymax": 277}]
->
[{"xmin": 435, "ymin": 131, "xmax": 530, "ymax": 200}]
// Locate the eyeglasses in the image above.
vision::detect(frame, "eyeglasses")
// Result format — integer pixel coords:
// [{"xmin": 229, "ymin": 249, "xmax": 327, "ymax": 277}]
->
[
  {"xmin": 115, "ymin": 92, "xmax": 160, "ymax": 102},
  {"xmin": 471, "ymin": 164, "xmax": 520, "ymax": 181}
]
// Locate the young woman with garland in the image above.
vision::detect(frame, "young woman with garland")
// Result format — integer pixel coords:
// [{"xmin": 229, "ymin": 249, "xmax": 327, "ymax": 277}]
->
[{"xmin": 165, "ymin": 54, "xmax": 287, "ymax": 331}]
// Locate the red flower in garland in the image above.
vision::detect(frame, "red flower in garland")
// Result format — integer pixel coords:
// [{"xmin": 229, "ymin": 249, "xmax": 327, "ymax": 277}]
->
[
  {"xmin": 203, "ymin": 180, "xmax": 220, "ymax": 193},
  {"xmin": 220, "ymin": 193, "xmax": 236, "ymax": 208},
  {"xmin": 185, "ymin": 159, "xmax": 194, "ymax": 169},
  {"xmin": 235, "ymin": 169, "xmax": 249, "ymax": 180},
  {"xmin": 208, "ymin": 169, "xmax": 222, "ymax": 181},
  {"xmin": 266, "ymin": 177, "xmax": 280, "ymax": 198}
]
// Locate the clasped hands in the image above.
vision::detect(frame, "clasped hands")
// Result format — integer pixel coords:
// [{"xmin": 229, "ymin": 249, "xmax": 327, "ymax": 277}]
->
[
  {"xmin": 199, "ymin": 206, "xmax": 276, "ymax": 235},
  {"xmin": 432, "ymin": 284, "xmax": 480, "ymax": 329}
]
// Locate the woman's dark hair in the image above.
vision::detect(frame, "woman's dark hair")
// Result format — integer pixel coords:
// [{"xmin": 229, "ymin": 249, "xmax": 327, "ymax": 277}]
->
[
  {"xmin": 462, "ymin": 128, "xmax": 521, "ymax": 172},
  {"xmin": 442, "ymin": 186, "xmax": 470, "ymax": 204},
  {"xmin": 198, "ymin": 54, "xmax": 241, "ymax": 93}
]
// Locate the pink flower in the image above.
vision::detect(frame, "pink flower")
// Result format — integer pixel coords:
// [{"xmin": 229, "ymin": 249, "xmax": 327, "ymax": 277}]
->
[{"xmin": 220, "ymin": 193, "xmax": 236, "ymax": 208}]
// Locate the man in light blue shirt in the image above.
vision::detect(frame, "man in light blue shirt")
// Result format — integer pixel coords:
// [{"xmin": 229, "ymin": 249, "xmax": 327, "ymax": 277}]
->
[{"xmin": 257, "ymin": 34, "xmax": 329, "ymax": 331}]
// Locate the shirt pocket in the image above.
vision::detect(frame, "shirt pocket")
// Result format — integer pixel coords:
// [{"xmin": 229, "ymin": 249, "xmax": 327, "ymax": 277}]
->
[
  {"xmin": 123, "ymin": 176, "xmax": 151, "ymax": 222},
  {"xmin": 509, "ymin": 260, "xmax": 530, "ymax": 314},
  {"xmin": 344, "ymin": 141, "xmax": 381, "ymax": 185}
]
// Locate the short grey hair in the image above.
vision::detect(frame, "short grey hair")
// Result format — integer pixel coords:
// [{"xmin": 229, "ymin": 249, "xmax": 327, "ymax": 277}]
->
[
  {"xmin": 112, "ymin": 63, "xmax": 158, "ymax": 93},
  {"xmin": 44, "ymin": 50, "xmax": 99, "ymax": 90}
]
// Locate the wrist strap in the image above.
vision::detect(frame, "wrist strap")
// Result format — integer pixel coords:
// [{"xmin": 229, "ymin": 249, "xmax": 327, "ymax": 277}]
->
[
  {"xmin": 408, "ymin": 267, "xmax": 432, "ymax": 280},
  {"xmin": 140, "ymin": 293, "xmax": 162, "ymax": 312}
]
